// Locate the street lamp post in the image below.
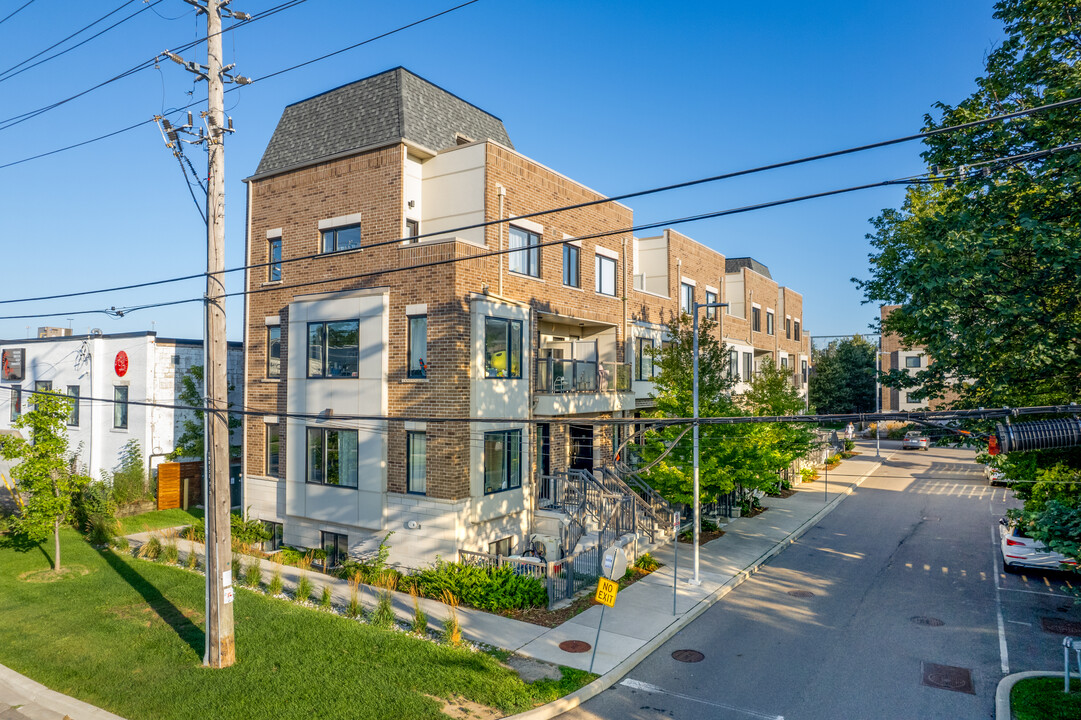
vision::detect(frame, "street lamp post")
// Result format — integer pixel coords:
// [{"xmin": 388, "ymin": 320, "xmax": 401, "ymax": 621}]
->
[{"xmin": 691, "ymin": 300, "xmax": 727, "ymax": 585}]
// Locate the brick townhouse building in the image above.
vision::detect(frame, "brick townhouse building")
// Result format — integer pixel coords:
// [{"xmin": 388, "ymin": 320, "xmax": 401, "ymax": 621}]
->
[
  {"xmin": 879, "ymin": 305, "xmax": 957, "ymax": 411},
  {"xmin": 241, "ymin": 67, "xmax": 811, "ymax": 568}
]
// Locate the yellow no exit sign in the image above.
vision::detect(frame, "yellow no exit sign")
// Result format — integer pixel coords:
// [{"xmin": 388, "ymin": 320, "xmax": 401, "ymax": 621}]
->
[{"xmin": 595, "ymin": 577, "xmax": 618, "ymax": 607}]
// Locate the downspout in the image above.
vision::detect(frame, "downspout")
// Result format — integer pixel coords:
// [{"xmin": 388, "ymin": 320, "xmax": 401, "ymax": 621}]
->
[{"xmin": 497, "ymin": 184, "xmax": 506, "ymax": 296}]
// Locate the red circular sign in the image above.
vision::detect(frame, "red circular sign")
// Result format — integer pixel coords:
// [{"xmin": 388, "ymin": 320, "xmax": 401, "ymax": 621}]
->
[{"xmin": 115, "ymin": 351, "xmax": 129, "ymax": 377}]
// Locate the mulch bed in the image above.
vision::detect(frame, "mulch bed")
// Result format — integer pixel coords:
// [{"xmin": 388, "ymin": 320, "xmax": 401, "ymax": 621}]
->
[
  {"xmin": 678, "ymin": 528, "xmax": 726, "ymax": 544},
  {"xmin": 743, "ymin": 506, "xmax": 768, "ymax": 519},
  {"xmin": 768, "ymin": 487, "xmax": 797, "ymax": 499},
  {"xmin": 501, "ymin": 565, "xmax": 661, "ymax": 628}
]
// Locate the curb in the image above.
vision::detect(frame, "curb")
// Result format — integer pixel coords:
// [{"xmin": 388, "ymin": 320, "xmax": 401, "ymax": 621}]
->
[
  {"xmin": 0, "ymin": 662, "xmax": 126, "ymax": 720},
  {"xmin": 501, "ymin": 456, "xmax": 887, "ymax": 719},
  {"xmin": 995, "ymin": 671, "xmax": 1065, "ymax": 720}
]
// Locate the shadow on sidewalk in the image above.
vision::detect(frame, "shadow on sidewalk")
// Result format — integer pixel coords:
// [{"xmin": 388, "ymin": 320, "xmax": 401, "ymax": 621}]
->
[{"xmin": 95, "ymin": 547, "xmax": 205, "ymax": 656}]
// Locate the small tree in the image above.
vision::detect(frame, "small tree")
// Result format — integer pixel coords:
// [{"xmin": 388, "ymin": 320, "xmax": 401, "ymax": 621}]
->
[
  {"xmin": 168, "ymin": 365, "xmax": 242, "ymax": 461},
  {"xmin": 0, "ymin": 391, "xmax": 90, "ymax": 570},
  {"xmin": 807, "ymin": 336, "xmax": 877, "ymax": 414}
]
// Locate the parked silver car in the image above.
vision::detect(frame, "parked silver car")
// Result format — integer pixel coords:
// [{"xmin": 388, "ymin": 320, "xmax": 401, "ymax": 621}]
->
[
  {"xmin": 901, "ymin": 430, "xmax": 930, "ymax": 450},
  {"xmin": 999, "ymin": 518, "xmax": 1078, "ymax": 573}
]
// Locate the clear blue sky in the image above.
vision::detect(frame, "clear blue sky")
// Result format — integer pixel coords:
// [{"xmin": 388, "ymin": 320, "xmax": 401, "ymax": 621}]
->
[{"xmin": 0, "ymin": 0, "xmax": 1005, "ymax": 344}]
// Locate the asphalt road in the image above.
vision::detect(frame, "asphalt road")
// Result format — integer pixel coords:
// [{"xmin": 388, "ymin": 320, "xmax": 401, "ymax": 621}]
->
[{"xmin": 560, "ymin": 445, "xmax": 1081, "ymax": 720}]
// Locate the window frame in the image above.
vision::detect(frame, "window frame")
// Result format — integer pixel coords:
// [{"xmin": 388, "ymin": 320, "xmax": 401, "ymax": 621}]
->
[
  {"xmin": 406, "ymin": 430, "xmax": 427, "ymax": 495},
  {"xmin": 266, "ymin": 423, "xmax": 280, "ymax": 478},
  {"xmin": 680, "ymin": 283, "xmax": 694, "ymax": 315},
  {"xmin": 766, "ymin": 311, "xmax": 775, "ymax": 336},
  {"xmin": 729, "ymin": 348, "xmax": 738, "ymax": 379},
  {"xmin": 785, "ymin": 317, "xmax": 791, "ymax": 339},
  {"xmin": 405, "ymin": 218, "xmax": 420, "ymax": 241},
  {"xmin": 267, "ymin": 325, "xmax": 281, "ymax": 379},
  {"xmin": 305, "ymin": 427, "xmax": 359, "ymax": 488},
  {"xmin": 262, "ymin": 521, "xmax": 283, "ymax": 552},
  {"xmin": 508, "ymin": 225, "xmax": 541, "ymax": 277},
  {"xmin": 905, "ymin": 355, "xmax": 922, "ymax": 368},
  {"xmin": 635, "ymin": 337, "xmax": 654, "ymax": 381},
  {"xmin": 752, "ymin": 307, "xmax": 761, "ymax": 332},
  {"xmin": 489, "ymin": 537, "xmax": 513, "ymax": 556},
  {"xmin": 320, "ymin": 531, "xmax": 349, "ymax": 569},
  {"xmin": 705, "ymin": 290, "xmax": 718, "ymax": 319},
  {"xmin": 113, "ymin": 385, "xmax": 128, "ymax": 430},
  {"xmin": 483, "ymin": 429, "xmax": 522, "ymax": 495},
  {"xmin": 268, "ymin": 236, "xmax": 282, "ymax": 282},
  {"xmin": 484, "ymin": 316, "xmax": 523, "ymax": 379},
  {"xmin": 595, "ymin": 254, "xmax": 616, "ymax": 296},
  {"xmin": 320, "ymin": 223, "xmax": 361, "ymax": 254},
  {"xmin": 794, "ymin": 320, "xmax": 801, "ymax": 341},
  {"xmin": 743, "ymin": 352, "xmax": 753, "ymax": 381},
  {"xmin": 66, "ymin": 385, "xmax": 79, "ymax": 427},
  {"xmin": 407, "ymin": 314, "xmax": 427, "ymax": 379},
  {"xmin": 9, "ymin": 386, "xmax": 21, "ymax": 422},
  {"xmin": 306, "ymin": 320, "xmax": 360, "ymax": 378},
  {"xmin": 562, "ymin": 243, "xmax": 580, "ymax": 288}
]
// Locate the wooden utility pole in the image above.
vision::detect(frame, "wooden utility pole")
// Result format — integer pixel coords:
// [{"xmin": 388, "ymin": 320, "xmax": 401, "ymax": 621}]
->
[{"xmin": 203, "ymin": 0, "xmax": 234, "ymax": 668}]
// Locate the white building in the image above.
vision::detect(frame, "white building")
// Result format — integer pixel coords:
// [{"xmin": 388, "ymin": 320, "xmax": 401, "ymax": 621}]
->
[{"xmin": 0, "ymin": 331, "xmax": 243, "ymax": 483}]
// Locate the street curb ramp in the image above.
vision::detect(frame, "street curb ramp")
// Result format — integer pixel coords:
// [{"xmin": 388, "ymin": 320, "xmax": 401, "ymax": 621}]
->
[
  {"xmin": 502, "ymin": 456, "xmax": 886, "ymax": 719},
  {"xmin": 995, "ymin": 671, "xmax": 1066, "ymax": 720}
]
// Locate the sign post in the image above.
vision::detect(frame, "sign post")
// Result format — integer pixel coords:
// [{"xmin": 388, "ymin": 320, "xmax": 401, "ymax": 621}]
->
[
  {"xmin": 589, "ymin": 545, "xmax": 627, "ymax": 673},
  {"xmin": 672, "ymin": 511, "xmax": 680, "ymax": 615}
]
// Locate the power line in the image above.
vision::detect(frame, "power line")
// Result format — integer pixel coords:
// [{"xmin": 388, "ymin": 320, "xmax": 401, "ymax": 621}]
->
[{"xmin": 0, "ymin": 0, "xmax": 37, "ymax": 26}]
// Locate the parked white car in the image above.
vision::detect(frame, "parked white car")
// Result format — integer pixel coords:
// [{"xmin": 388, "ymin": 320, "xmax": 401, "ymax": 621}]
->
[
  {"xmin": 999, "ymin": 518, "xmax": 1078, "ymax": 573},
  {"xmin": 901, "ymin": 430, "xmax": 930, "ymax": 450},
  {"xmin": 984, "ymin": 465, "xmax": 1007, "ymax": 485}
]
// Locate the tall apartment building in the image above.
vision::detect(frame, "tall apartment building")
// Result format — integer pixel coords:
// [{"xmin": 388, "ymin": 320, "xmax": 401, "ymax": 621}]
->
[
  {"xmin": 241, "ymin": 68, "xmax": 812, "ymax": 568},
  {"xmin": 0, "ymin": 332, "xmax": 243, "ymax": 480},
  {"xmin": 879, "ymin": 305, "xmax": 957, "ymax": 411}
]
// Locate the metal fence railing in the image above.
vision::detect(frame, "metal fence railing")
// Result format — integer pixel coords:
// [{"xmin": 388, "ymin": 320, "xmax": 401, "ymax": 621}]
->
[{"xmin": 535, "ymin": 358, "xmax": 631, "ymax": 393}]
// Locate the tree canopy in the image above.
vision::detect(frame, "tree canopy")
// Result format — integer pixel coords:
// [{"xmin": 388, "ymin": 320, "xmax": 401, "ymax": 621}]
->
[
  {"xmin": 168, "ymin": 365, "xmax": 242, "ymax": 461},
  {"xmin": 807, "ymin": 336, "xmax": 877, "ymax": 414}
]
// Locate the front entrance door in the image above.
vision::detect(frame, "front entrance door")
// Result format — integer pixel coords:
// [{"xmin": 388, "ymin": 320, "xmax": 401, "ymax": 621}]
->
[{"xmin": 570, "ymin": 424, "xmax": 593, "ymax": 471}]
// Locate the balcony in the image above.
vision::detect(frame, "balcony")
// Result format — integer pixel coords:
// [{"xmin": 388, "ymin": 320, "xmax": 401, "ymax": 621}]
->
[{"xmin": 536, "ymin": 358, "xmax": 631, "ymax": 393}]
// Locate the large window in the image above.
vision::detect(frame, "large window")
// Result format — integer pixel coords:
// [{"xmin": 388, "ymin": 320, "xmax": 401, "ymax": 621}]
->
[
  {"xmin": 743, "ymin": 352, "xmax": 753, "ymax": 382},
  {"xmin": 680, "ymin": 283, "xmax": 694, "ymax": 315},
  {"xmin": 307, "ymin": 320, "xmax": 359, "ymax": 378},
  {"xmin": 785, "ymin": 317, "xmax": 792, "ymax": 339},
  {"xmin": 705, "ymin": 290, "xmax": 718, "ymax": 318},
  {"xmin": 729, "ymin": 349, "xmax": 738, "ymax": 379},
  {"xmin": 267, "ymin": 326, "xmax": 281, "ymax": 378},
  {"xmin": 321, "ymin": 224, "xmax": 361, "ymax": 253},
  {"xmin": 752, "ymin": 307, "xmax": 761, "ymax": 332},
  {"xmin": 406, "ymin": 431, "xmax": 426, "ymax": 494},
  {"xmin": 34, "ymin": 380, "xmax": 52, "ymax": 394},
  {"xmin": 266, "ymin": 424, "xmax": 280, "ymax": 478},
  {"xmin": 66, "ymin": 385, "xmax": 79, "ymax": 427},
  {"xmin": 536, "ymin": 423, "xmax": 550, "ymax": 478},
  {"xmin": 262, "ymin": 521, "xmax": 283, "ymax": 552},
  {"xmin": 321, "ymin": 531, "xmax": 349, "ymax": 569},
  {"xmin": 484, "ymin": 316, "xmax": 522, "ymax": 379},
  {"xmin": 306, "ymin": 428, "xmax": 358, "ymax": 487},
  {"xmin": 802, "ymin": 359, "xmax": 808, "ymax": 382},
  {"xmin": 484, "ymin": 429, "xmax": 521, "ymax": 494},
  {"xmin": 508, "ymin": 226, "xmax": 540, "ymax": 277},
  {"xmin": 408, "ymin": 315, "xmax": 427, "ymax": 379},
  {"xmin": 766, "ymin": 311, "xmax": 775, "ymax": 335},
  {"xmin": 113, "ymin": 386, "xmax": 128, "ymax": 429},
  {"xmin": 563, "ymin": 244, "xmax": 580, "ymax": 287},
  {"xmin": 905, "ymin": 355, "xmax": 922, "ymax": 368},
  {"xmin": 794, "ymin": 320, "xmax": 801, "ymax": 341},
  {"xmin": 268, "ymin": 237, "xmax": 282, "ymax": 282},
  {"xmin": 636, "ymin": 337, "xmax": 654, "ymax": 380},
  {"xmin": 595, "ymin": 254, "xmax": 616, "ymax": 296}
]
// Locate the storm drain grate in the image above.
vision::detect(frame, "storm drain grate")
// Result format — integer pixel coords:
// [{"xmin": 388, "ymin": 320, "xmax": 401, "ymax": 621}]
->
[
  {"xmin": 558, "ymin": 640, "xmax": 591, "ymax": 653},
  {"xmin": 921, "ymin": 662, "xmax": 975, "ymax": 694},
  {"xmin": 787, "ymin": 590, "xmax": 815, "ymax": 598},
  {"xmin": 671, "ymin": 649, "xmax": 705, "ymax": 663},
  {"xmin": 1040, "ymin": 617, "xmax": 1081, "ymax": 635},
  {"xmin": 911, "ymin": 616, "xmax": 945, "ymax": 627}
]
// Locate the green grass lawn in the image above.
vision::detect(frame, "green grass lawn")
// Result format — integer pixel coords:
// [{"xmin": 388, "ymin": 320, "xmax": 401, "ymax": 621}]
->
[
  {"xmin": 1012, "ymin": 677, "xmax": 1081, "ymax": 720},
  {"xmin": 118, "ymin": 508, "xmax": 203, "ymax": 535},
  {"xmin": 0, "ymin": 529, "xmax": 591, "ymax": 719}
]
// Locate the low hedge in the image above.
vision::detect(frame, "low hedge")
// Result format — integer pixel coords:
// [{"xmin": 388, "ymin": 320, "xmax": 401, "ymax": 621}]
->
[{"xmin": 412, "ymin": 560, "xmax": 547, "ymax": 612}]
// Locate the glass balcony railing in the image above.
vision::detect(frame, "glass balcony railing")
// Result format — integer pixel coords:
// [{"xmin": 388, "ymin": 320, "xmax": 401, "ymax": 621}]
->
[{"xmin": 536, "ymin": 358, "xmax": 631, "ymax": 393}]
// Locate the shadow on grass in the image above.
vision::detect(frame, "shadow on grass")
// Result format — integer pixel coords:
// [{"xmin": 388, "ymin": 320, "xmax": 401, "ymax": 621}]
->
[
  {"xmin": 0, "ymin": 530, "xmax": 54, "ymax": 566},
  {"xmin": 96, "ymin": 547, "xmax": 205, "ymax": 657}
]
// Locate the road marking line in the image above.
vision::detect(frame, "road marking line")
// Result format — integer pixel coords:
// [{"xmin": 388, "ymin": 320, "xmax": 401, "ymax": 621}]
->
[
  {"xmin": 619, "ymin": 678, "xmax": 784, "ymax": 720},
  {"xmin": 999, "ymin": 586, "xmax": 1064, "ymax": 597},
  {"xmin": 1007, "ymin": 620, "xmax": 1032, "ymax": 626},
  {"xmin": 991, "ymin": 525, "xmax": 1010, "ymax": 675}
]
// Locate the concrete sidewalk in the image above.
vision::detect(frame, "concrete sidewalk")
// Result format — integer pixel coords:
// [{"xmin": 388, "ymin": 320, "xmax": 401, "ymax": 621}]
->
[{"xmin": 0, "ymin": 662, "xmax": 124, "ymax": 720}]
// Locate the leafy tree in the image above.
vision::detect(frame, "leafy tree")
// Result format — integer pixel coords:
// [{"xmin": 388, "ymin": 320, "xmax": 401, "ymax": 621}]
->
[
  {"xmin": 807, "ymin": 336, "xmax": 877, "ymax": 414},
  {"xmin": 738, "ymin": 358, "xmax": 818, "ymax": 491},
  {"xmin": 855, "ymin": 0, "xmax": 1081, "ymax": 566},
  {"xmin": 635, "ymin": 314, "xmax": 743, "ymax": 505},
  {"xmin": 168, "ymin": 365, "xmax": 242, "ymax": 461},
  {"xmin": 0, "ymin": 391, "xmax": 90, "ymax": 570}
]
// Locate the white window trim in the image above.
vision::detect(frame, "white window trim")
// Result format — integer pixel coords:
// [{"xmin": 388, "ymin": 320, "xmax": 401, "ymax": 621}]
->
[
  {"xmin": 680, "ymin": 276, "xmax": 696, "ymax": 287},
  {"xmin": 705, "ymin": 285, "xmax": 718, "ymax": 295},
  {"xmin": 595, "ymin": 246, "xmax": 619, "ymax": 261},
  {"xmin": 262, "ymin": 415, "xmax": 279, "ymax": 424},
  {"xmin": 264, "ymin": 316, "xmax": 280, "ymax": 326},
  {"xmin": 766, "ymin": 307, "xmax": 775, "ymax": 314},
  {"xmin": 405, "ymin": 303, "xmax": 427, "ymax": 316},
  {"xmin": 563, "ymin": 233, "xmax": 582, "ymax": 247},
  {"xmin": 266, "ymin": 228, "xmax": 282, "ymax": 239},
  {"xmin": 751, "ymin": 302, "xmax": 762, "ymax": 309},
  {"xmin": 510, "ymin": 217, "xmax": 544, "ymax": 235},
  {"xmin": 405, "ymin": 421, "xmax": 427, "ymax": 431},
  {"xmin": 318, "ymin": 212, "xmax": 363, "ymax": 231}
]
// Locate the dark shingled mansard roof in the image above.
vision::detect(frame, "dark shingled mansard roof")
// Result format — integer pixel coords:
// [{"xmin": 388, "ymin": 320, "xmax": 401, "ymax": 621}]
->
[
  {"xmin": 252, "ymin": 67, "xmax": 513, "ymax": 178},
  {"xmin": 725, "ymin": 257, "xmax": 772, "ymax": 279}
]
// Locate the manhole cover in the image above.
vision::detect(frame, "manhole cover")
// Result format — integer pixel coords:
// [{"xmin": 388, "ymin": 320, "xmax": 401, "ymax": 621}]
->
[
  {"xmin": 921, "ymin": 662, "xmax": 975, "ymax": 694},
  {"xmin": 911, "ymin": 616, "xmax": 945, "ymax": 627},
  {"xmin": 787, "ymin": 590, "xmax": 815, "ymax": 598},
  {"xmin": 558, "ymin": 640, "xmax": 591, "ymax": 653},
  {"xmin": 671, "ymin": 649, "xmax": 704, "ymax": 663},
  {"xmin": 1041, "ymin": 617, "xmax": 1081, "ymax": 635}
]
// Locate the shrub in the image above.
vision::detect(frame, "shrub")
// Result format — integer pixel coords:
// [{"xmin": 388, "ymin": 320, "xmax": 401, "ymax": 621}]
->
[
  {"xmin": 413, "ymin": 560, "xmax": 547, "ymax": 612},
  {"xmin": 244, "ymin": 561, "xmax": 263, "ymax": 588},
  {"xmin": 634, "ymin": 553, "xmax": 659, "ymax": 573},
  {"xmin": 160, "ymin": 537, "xmax": 180, "ymax": 565},
  {"xmin": 231, "ymin": 555, "xmax": 242, "ymax": 585},
  {"xmin": 138, "ymin": 536, "xmax": 162, "ymax": 560},
  {"xmin": 800, "ymin": 467, "xmax": 817, "ymax": 482},
  {"xmin": 86, "ymin": 512, "xmax": 120, "ymax": 546},
  {"xmin": 268, "ymin": 569, "xmax": 283, "ymax": 596},
  {"xmin": 410, "ymin": 587, "xmax": 428, "ymax": 635},
  {"xmin": 440, "ymin": 590, "xmax": 461, "ymax": 646},
  {"xmin": 71, "ymin": 480, "xmax": 118, "ymax": 536},
  {"xmin": 346, "ymin": 577, "xmax": 361, "ymax": 618},
  {"xmin": 319, "ymin": 585, "xmax": 332, "ymax": 610},
  {"xmin": 110, "ymin": 535, "xmax": 130, "ymax": 552},
  {"xmin": 186, "ymin": 511, "xmax": 270, "ymax": 552},
  {"xmin": 185, "ymin": 547, "xmax": 198, "ymax": 570},
  {"xmin": 295, "ymin": 573, "xmax": 313, "ymax": 603},
  {"xmin": 843, "ymin": 438, "xmax": 855, "ymax": 452},
  {"xmin": 337, "ymin": 532, "xmax": 394, "ymax": 583},
  {"xmin": 111, "ymin": 439, "xmax": 149, "ymax": 506}
]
